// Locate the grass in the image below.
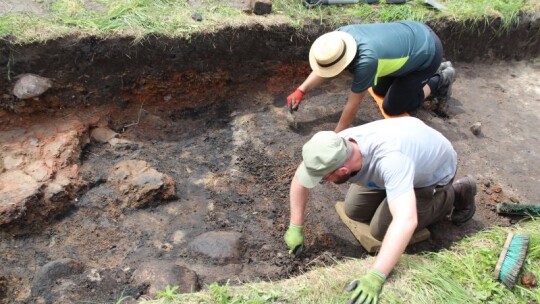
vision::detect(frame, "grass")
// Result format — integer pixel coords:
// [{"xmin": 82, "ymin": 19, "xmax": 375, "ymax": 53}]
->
[
  {"xmin": 138, "ymin": 219, "xmax": 540, "ymax": 304},
  {"xmin": 0, "ymin": 0, "xmax": 538, "ymax": 43},
  {"xmin": 155, "ymin": 285, "xmax": 182, "ymax": 302}
]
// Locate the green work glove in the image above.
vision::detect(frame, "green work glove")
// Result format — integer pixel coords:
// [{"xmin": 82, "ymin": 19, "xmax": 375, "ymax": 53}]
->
[
  {"xmin": 284, "ymin": 224, "xmax": 304, "ymax": 255},
  {"xmin": 346, "ymin": 270, "xmax": 386, "ymax": 304}
]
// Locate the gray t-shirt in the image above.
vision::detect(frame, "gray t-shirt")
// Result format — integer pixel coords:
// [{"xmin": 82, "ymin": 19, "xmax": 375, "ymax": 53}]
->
[{"xmin": 339, "ymin": 117, "xmax": 457, "ymax": 202}]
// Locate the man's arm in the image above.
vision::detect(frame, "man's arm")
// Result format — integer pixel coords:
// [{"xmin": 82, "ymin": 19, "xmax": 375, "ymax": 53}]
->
[
  {"xmin": 287, "ymin": 72, "xmax": 327, "ymax": 111},
  {"xmin": 289, "ymin": 174, "xmax": 310, "ymax": 226},
  {"xmin": 283, "ymin": 173, "xmax": 311, "ymax": 254},
  {"xmin": 372, "ymin": 189, "xmax": 418, "ymax": 276},
  {"xmin": 335, "ymin": 90, "xmax": 367, "ymax": 133},
  {"xmin": 344, "ymin": 189, "xmax": 417, "ymax": 303},
  {"xmin": 297, "ymin": 71, "xmax": 326, "ymax": 94}
]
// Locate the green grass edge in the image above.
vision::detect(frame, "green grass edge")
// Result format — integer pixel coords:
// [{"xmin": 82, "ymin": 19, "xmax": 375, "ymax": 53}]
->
[{"xmin": 0, "ymin": 0, "xmax": 539, "ymax": 44}]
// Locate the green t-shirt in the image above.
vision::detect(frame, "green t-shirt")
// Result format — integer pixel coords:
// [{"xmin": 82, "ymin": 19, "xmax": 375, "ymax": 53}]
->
[{"xmin": 338, "ymin": 21, "xmax": 436, "ymax": 93}]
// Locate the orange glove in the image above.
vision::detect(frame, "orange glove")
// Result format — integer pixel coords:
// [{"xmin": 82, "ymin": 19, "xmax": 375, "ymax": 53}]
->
[{"xmin": 286, "ymin": 89, "xmax": 305, "ymax": 111}]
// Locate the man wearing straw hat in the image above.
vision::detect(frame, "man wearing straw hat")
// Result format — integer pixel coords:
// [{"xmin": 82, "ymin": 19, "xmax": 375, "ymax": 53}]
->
[
  {"xmin": 286, "ymin": 21, "xmax": 455, "ymax": 132},
  {"xmin": 283, "ymin": 117, "xmax": 476, "ymax": 303}
]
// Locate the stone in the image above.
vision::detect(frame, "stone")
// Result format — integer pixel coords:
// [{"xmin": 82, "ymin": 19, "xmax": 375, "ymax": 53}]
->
[
  {"xmin": 12, "ymin": 74, "xmax": 52, "ymax": 99},
  {"xmin": 188, "ymin": 231, "xmax": 242, "ymax": 260},
  {"xmin": 2, "ymin": 152, "xmax": 25, "ymax": 170},
  {"xmin": 0, "ymin": 122, "xmax": 85, "ymax": 226},
  {"xmin": 90, "ymin": 127, "xmax": 118, "ymax": 143},
  {"xmin": 40, "ymin": 130, "xmax": 81, "ymax": 166},
  {"xmin": 31, "ymin": 258, "xmax": 85, "ymax": 299},
  {"xmin": 24, "ymin": 160, "xmax": 52, "ymax": 182},
  {"xmin": 108, "ymin": 160, "xmax": 176, "ymax": 208},
  {"xmin": 470, "ymin": 122, "xmax": 482, "ymax": 136},
  {"xmin": 172, "ymin": 230, "xmax": 188, "ymax": 244},
  {"xmin": 250, "ymin": 0, "xmax": 272, "ymax": 15},
  {"xmin": 108, "ymin": 137, "xmax": 132, "ymax": 146},
  {"xmin": 132, "ymin": 261, "xmax": 199, "ymax": 296},
  {"xmin": 191, "ymin": 12, "xmax": 203, "ymax": 21},
  {"xmin": 0, "ymin": 170, "xmax": 40, "ymax": 226}
]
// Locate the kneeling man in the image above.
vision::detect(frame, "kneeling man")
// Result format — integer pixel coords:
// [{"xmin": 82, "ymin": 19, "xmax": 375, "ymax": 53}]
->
[{"xmin": 284, "ymin": 117, "xmax": 476, "ymax": 304}]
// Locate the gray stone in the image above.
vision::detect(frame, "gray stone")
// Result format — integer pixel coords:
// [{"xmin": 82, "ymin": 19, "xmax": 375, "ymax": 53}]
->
[
  {"xmin": 31, "ymin": 258, "xmax": 85, "ymax": 299},
  {"xmin": 188, "ymin": 231, "xmax": 242, "ymax": 260},
  {"xmin": 132, "ymin": 260, "xmax": 199, "ymax": 296},
  {"xmin": 12, "ymin": 74, "xmax": 52, "ymax": 99}
]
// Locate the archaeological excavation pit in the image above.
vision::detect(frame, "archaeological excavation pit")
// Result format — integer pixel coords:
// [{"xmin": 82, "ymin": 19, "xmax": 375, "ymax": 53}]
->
[{"xmin": 1, "ymin": 19, "xmax": 540, "ymax": 303}]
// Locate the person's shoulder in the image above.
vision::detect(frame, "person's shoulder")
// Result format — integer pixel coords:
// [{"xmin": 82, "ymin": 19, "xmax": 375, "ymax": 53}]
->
[
  {"xmin": 337, "ymin": 24, "xmax": 358, "ymax": 32},
  {"xmin": 397, "ymin": 20, "xmax": 426, "ymax": 26}
]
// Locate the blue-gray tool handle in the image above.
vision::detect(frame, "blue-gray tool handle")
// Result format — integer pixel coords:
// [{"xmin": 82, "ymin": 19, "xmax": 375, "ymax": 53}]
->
[{"xmin": 324, "ymin": 0, "xmax": 360, "ymax": 4}]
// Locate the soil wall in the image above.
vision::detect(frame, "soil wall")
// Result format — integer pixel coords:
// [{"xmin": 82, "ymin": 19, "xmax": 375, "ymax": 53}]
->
[{"xmin": 0, "ymin": 15, "xmax": 539, "ymax": 111}]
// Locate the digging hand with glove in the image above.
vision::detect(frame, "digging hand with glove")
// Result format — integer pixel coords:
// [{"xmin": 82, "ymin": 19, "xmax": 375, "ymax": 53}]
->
[
  {"xmin": 285, "ymin": 72, "xmax": 325, "ymax": 112},
  {"xmin": 286, "ymin": 89, "xmax": 304, "ymax": 112},
  {"xmin": 346, "ymin": 270, "xmax": 386, "ymax": 304},
  {"xmin": 284, "ymin": 224, "xmax": 304, "ymax": 255}
]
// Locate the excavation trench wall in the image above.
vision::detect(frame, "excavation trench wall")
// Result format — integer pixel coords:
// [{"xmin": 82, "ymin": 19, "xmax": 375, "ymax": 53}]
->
[
  {"xmin": 0, "ymin": 16, "xmax": 539, "ymax": 304},
  {"xmin": 1, "ymin": 16, "xmax": 539, "ymax": 108}
]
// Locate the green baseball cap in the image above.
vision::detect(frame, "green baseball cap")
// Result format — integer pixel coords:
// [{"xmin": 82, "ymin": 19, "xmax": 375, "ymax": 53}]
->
[{"xmin": 297, "ymin": 131, "xmax": 350, "ymax": 188}]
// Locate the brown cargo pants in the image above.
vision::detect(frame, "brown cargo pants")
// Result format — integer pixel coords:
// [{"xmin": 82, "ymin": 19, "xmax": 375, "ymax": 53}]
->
[{"xmin": 343, "ymin": 180, "xmax": 455, "ymax": 241}]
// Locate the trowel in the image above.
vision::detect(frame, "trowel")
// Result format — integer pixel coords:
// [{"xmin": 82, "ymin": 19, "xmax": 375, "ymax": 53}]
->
[{"xmin": 286, "ymin": 101, "xmax": 298, "ymax": 129}]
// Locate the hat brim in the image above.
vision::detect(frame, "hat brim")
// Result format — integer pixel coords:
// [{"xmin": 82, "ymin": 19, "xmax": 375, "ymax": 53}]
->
[
  {"xmin": 309, "ymin": 31, "xmax": 357, "ymax": 78},
  {"xmin": 296, "ymin": 163, "xmax": 323, "ymax": 189}
]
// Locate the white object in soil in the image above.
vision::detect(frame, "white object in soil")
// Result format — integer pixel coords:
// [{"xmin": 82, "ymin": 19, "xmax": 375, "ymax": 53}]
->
[{"xmin": 12, "ymin": 73, "xmax": 52, "ymax": 99}]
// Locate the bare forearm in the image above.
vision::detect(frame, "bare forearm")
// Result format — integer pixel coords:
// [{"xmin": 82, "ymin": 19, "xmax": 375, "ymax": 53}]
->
[
  {"xmin": 335, "ymin": 91, "xmax": 366, "ymax": 133},
  {"xmin": 372, "ymin": 190, "xmax": 418, "ymax": 276},
  {"xmin": 298, "ymin": 71, "xmax": 326, "ymax": 94},
  {"xmin": 372, "ymin": 218, "xmax": 416, "ymax": 275},
  {"xmin": 290, "ymin": 175, "xmax": 309, "ymax": 226}
]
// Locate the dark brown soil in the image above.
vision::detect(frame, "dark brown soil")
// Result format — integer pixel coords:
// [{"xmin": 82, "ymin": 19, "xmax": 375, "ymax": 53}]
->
[{"xmin": 0, "ymin": 17, "xmax": 539, "ymax": 303}]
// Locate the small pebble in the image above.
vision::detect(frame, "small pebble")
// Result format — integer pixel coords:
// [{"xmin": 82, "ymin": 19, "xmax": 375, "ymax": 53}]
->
[
  {"xmin": 470, "ymin": 122, "xmax": 482, "ymax": 136},
  {"xmin": 161, "ymin": 243, "xmax": 173, "ymax": 251},
  {"xmin": 522, "ymin": 271, "xmax": 537, "ymax": 287},
  {"xmin": 192, "ymin": 13, "xmax": 203, "ymax": 21}
]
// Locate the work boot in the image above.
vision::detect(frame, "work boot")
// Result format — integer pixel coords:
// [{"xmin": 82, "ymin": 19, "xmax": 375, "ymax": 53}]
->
[
  {"xmin": 438, "ymin": 61, "xmax": 453, "ymax": 72},
  {"xmin": 434, "ymin": 66, "xmax": 456, "ymax": 100},
  {"xmin": 451, "ymin": 175, "xmax": 477, "ymax": 225}
]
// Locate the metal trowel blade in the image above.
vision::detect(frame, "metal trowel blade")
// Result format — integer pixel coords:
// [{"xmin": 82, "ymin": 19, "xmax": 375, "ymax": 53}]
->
[{"xmin": 286, "ymin": 110, "xmax": 297, "ymax": 129}]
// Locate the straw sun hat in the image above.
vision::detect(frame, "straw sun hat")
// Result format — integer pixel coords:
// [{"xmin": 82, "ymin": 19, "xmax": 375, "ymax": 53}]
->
[{"xmin": 309, "ymin": 31, "xmax": 357, "ymax": 78}]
